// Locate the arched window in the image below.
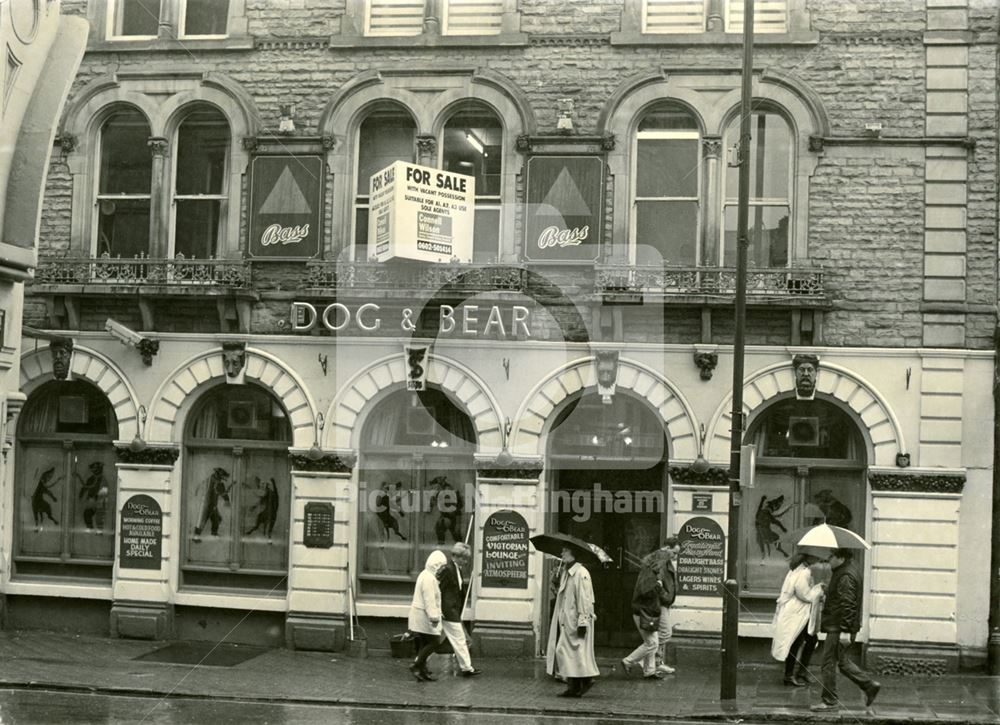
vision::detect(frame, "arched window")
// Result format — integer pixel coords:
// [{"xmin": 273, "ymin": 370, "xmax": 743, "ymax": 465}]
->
[
  {"xmin": 15, "ymin": 381, "xmax": 118, "ymax": 580},
  {"xmin": 96, "ymin": 107, "xmax": 153, "ymax": 258},
  {"xmin": 442, "ymin": 105, "xmax": 503, "ymax": 262},
  {"xmin": 722, "ymin": 111, "xmax": 792, "ymax": 267},
  {"xmin": 182, "ymin": 385, "xmax": 291, "ymax": 592},
  {"xmin": 358, "ymin": 388, "xmax": 475, "ymax": 598},
  {"xmin": 172, "ymin": 105, "xmax": 231, "ymax": 259},
  {"xmin": 354, "ymin": 105, "xmax": 417, "ymax": 260},
  {"xmin": 741, "ymin": 398, "xmax": 866, "ymax": 597},
  {"xmin": 632, "ymin": 103, "xmax": 701, "ymax": 266}
]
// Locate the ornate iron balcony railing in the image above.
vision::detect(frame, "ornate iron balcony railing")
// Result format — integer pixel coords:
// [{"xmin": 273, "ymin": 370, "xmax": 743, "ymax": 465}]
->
[
  {"xmin": 306, "ymin": 261, "xmax": 529, "ymax": 294},
  {"xmin": 595, "ymin": 265, "xmax": 825, "ymax": 299},
  {"xmin": 33, "ymin": 256, "xmax": 253, "ymax": 289}
]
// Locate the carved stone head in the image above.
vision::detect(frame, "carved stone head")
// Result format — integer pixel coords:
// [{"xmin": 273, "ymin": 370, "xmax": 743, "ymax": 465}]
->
[
  {"xmin": 222, "ymin": 342, "xmax": 247, "ymax": 384},
  {"xmin": 792, "ymin": 354, "xmax": 820, "ymax": 400},
  {"xmin": 50, "ymin": 338, "xmax": 74, "ymax": 381},
  {"xmin": 595, "ymin": 350, "xmax": 620, "ymax": 403}
]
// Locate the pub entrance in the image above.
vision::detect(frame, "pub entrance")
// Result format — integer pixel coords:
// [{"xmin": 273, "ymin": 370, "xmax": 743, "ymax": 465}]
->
[{"xmin": 545, "ymin": 392, "xmax": 670, "ymax": 650}]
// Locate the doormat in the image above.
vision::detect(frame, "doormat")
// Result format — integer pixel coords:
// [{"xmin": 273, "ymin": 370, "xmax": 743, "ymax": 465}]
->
[{"xmin": 133, "ymin": 642, "xmax": 265, "ymax": 668}]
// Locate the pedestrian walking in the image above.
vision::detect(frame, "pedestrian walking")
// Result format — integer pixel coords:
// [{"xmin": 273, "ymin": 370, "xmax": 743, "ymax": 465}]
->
[
  {"xmin": 545, "ymin": 546, "xmax": 600, "ymax": 698},
  {"xmin": 621, "ymin": 546, "xmax": 666, "ymax": 680},
  {"xmin": 810, "ymin": 549, "xmax": 881, "ymax": 711},
  {"xmin": 654, "ymin": 537, "xmax": 679, "ymax": 674},
  {"xmin": 771, "ymin": 553, "xmax": 825, "ymax": 686},
  {"xmin": 408, "ymin": 550, "xmax": 448, "ymax": 682},
  {"xmin": 438, "ymin": 542, "xmax": 482, "ymax": 677}
]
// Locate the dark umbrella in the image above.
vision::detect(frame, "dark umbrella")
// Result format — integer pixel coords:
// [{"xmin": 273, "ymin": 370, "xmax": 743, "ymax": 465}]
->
[{"xmin": 529, "ymin": 532, "xmax": 612, "ymax": 568}]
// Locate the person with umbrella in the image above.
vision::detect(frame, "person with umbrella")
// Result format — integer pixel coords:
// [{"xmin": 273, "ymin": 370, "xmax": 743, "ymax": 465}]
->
[
  {"xmin": 532, "ymin": 533, "xmax": 604, "ymax": 698},
  {"xmin": 806, "ymin": 543, "xmax": 881, "ymax": 711}
]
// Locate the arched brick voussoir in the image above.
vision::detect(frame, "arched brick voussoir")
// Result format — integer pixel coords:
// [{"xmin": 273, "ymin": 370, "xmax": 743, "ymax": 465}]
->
[
  {"xmin": 326, "ymin": 353, "xmax": 503, "ymax": 454},
  {"xmin": 19, "ymin": 346, "xmax": 142, "ymax": 442},
  {"xmin": 704, "ymin": 361, "xmax": 906, "ymax": 467},
  {"xmin": 146, "ymin": 347, "xmax": 318, "ymax": 448},
  {"xmin": 511, "ymin": 357, "xmax": 698, "ymax": 461}
]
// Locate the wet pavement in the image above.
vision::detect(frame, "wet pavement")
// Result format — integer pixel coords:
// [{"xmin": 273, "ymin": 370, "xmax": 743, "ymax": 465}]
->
[{"xmin": 0, "ymin": 631, "xmax": 995, "ymax": 723}]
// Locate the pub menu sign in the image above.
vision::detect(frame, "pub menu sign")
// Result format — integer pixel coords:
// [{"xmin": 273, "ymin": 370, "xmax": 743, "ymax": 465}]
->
[
  {"xmin": 524, "ymin": 156, "xmax": 604, "ymax": 262},
  {"xmin": 248, "ymin": 155, "xmax": 324, "ymax": 260}
]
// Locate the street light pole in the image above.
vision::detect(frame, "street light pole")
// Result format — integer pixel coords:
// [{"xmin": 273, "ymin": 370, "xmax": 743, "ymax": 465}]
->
[{"xmin": 721, "ymin": 0, "xmax": 754, "ymax": 702}]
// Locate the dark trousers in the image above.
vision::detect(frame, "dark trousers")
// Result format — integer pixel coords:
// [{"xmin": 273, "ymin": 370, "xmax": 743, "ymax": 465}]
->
[
  {"xmin": 784, "ymin": 628, "xmax": 818, "ymax": 679},
  {"xmin": 413, "ymin": 632, "xmax": 445, "ymax": 672},
  {"xmin": 820, "ymin": 631, "xmax": 875, "ymax": 705}
]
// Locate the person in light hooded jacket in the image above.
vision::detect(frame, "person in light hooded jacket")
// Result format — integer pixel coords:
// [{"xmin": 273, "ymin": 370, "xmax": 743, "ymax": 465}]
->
[{"xmin": 408, "ymin": 549, "xmax": 448, "ymax": 681}]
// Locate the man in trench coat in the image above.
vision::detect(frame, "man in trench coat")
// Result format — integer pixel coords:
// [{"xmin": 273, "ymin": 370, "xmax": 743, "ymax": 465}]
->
[{"xmin": 545, "ymin": 546, "xmax": 600, "ymax": 697}]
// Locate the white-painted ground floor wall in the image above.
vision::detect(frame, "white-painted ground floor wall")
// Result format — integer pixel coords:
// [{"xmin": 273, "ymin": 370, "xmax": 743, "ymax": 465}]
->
[{"xmin": 2, "ymin": 334, "xmax": 993, "ymax": 669}]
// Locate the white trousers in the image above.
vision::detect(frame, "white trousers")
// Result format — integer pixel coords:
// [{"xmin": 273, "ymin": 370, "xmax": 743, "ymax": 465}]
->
[{"xmin": 441, "ymin": 620, "xmax": 474, "ymax": 672}]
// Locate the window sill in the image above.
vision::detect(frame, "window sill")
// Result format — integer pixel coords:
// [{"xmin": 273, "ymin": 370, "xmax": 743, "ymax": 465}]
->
[
  {"xmin": 87, "ymin": 36, "xmax": 255, "ymax": 53},
  {"xmin": 610, "ymin": 30, "xmax": 819, "ymax": 46},
  {"xmin": 328, "ymin": 32, "xmax": 528, "ymax": 49}
]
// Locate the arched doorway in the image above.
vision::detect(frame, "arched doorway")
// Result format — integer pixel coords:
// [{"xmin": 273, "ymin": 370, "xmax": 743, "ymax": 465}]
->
[
  {"xmin": 741, "ymin": 397, "xmax": 867, "ymax": 610},
  {"xmin": 181, "ymin": 384, "xmax": 291, "ymax": 592},
  {"xmin": 356, "ymin": 388, "xmax": 476, "ymax": 599},
  {"xmin": 546, "ymin": 391, "xmax": 670, "ymax": 648},
  {"xmin": 15, "ymin": 381, "xmax": 118, "ymax": 580}
]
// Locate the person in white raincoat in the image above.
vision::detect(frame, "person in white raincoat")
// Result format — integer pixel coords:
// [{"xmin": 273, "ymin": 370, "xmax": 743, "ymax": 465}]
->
[
  {"xmin": 545, "ymin": 546, "xmax": 600, "ymax": 698},
  {"xmin": 771, "ymin": 553, "xmax": 826, "ymax": 686},
  {"xmin": 408, "ymin": 549, "xmax": 448, "ymax": 681}
]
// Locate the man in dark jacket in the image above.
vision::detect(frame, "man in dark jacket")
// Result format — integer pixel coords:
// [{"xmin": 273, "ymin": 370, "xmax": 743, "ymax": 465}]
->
[
  {"xmin": 655, "ymin": 537, "xmax": 679, "ymax": 674},
  {"xmin": 438, "ymin": 542, "xmax": 481, "ymax": 677},
  {"xmin": 811, "ymin": 549, "xmax": 880, "ymax": 711}
]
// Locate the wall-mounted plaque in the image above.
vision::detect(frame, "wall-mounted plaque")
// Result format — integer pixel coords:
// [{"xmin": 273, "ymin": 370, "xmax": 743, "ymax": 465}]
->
[
  {"xmin": 481, "ymin": 509, "xmax": 529, "ymax": 589},
  {"xmin": 676, "ymin": 516, "xmax": 725, "ymax": 597},
  {"xmin": 119, "ymin": 494, "xmax": 163, "ymax": 570},
  {"xmin": 304, "ymin": 502, "xmax": 334, "ymax": 548},
  {"xmin": 692, "ymin": 492, "xmax": 713, "ymax": 512}
]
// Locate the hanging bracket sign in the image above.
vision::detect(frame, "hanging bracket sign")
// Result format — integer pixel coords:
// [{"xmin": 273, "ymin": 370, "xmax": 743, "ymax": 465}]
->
[
  {"xmin": 119, "ymin": 494, "xmax": 163, "ymax": 570},
  {"xmin": 481, "ymin": 509, "xmax": 529, "ymax": 589},
  {"xmin": 676, "ymin": 516, "xmax": 725, "ymax": 597}
]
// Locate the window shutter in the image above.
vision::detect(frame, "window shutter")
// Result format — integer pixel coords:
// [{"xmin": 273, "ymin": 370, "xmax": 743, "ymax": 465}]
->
[
  {"xmin": 365, "ymin": 0, "xmax": 425, "ymax": 36},
  {"xmin": 726, "ymin": 0, "xmax": 788, "ymax": 34},
  {"xmin": 443, "ymin": 0, "xmax": 504, "ymax": 35},
  {"xmin": 642, "ymin": 0, "xmax": 706, "ymax": 34}
]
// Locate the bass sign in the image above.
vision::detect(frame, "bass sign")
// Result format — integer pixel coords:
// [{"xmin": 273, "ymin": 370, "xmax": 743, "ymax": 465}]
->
[
  {"xmin": 537, "ymin": 225, "xmax": 589, "ymax": 249},
  {"xmin": 261, "ymin": 223, "xmax": 310, "ymax": 246}
]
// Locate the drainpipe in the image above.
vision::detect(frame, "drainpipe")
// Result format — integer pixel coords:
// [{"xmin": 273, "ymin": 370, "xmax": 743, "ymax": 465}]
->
[{"xmin": 990, "ymin": 324, "xmax": 1000, "ymax": 674}]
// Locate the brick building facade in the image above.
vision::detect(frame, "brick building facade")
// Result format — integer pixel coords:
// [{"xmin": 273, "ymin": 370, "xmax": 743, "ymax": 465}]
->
[{"xmin": 7, "ymin": 0, "xmax": 997, "ymax": 672}]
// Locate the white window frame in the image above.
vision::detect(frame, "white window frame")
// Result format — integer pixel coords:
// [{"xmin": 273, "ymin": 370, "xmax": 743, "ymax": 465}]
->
[
  {"xmin": 178, "ymin": 0, "xmax": 231, "ymax": 39},
  {"xmin": 630, "ymin": 127, "xmax": 701, "ymax": 266},
  {"xmin": 725, "ymin": 0, "xmax": 789, "ymax": 34},
  {"xmin": 364, "ymin": 0, "xmax": 426, "ymax": 37},
  {"xmin": 719, "ymin": 112, "xmax": 794, "ymax": 267},
  {"xmin": 168, "ymin": 111, "xmax": 230, "ymax": 259},
  {"xmin": 641, "ymin": 0, "xmax": 706, "ymax": 34},
  {"xmin": 106, "ymin": 0, "xmax": 161, "ymax": 40},
  {"xmin": 441, "ymin": 0, "xmax": 504, "ymax": 36},
  {"xmin": 92, "ymin": 111, "xmax": 154, "ymax": 258},
  {"xmin": 439, "ymin": 112, "xmax": 504, "ymax": 263}
]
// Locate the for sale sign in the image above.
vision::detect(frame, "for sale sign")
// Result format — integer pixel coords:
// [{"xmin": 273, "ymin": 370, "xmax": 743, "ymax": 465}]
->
[{"xmin": 368, "ymin": 161, "xmax": 475, "ymax": 263}]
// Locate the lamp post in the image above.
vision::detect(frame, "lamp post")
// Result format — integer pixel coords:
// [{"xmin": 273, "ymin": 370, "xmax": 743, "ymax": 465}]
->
[{"xmin": 721, "ymin": 0, "xmax": 755, "ymax": 702}]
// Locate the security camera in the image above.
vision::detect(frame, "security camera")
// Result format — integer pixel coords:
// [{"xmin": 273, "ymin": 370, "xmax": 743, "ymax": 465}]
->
[{"xmin": 105, "ymin": 318, "xmax": 144, "ymax": 347}]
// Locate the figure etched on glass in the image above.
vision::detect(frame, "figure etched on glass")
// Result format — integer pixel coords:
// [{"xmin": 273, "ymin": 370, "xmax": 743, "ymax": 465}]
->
[
  {"xmin": 375, "ymin": 480, "xmax": 406, "ymax": 541},
  {"xmin": 31, "ymin": 467, "xmax": 61, "ymax": 531},
  {"xmin": 245, "ymin": 476, "xmax": 280, "ymax": 542},
  {"xmin": 77, "ymin": 461, "xmax": 110, "ymax": 534},
  {"xmin": 430, "ymin": 475, "xmax": 463, "ymax": 545},
  {"xmin": 194, "ymin": 467, "xmax": 232, "ymax": 540},
  {"xmin": 755, "ymin": 494, "xmax": 792, "ymax": 557}
]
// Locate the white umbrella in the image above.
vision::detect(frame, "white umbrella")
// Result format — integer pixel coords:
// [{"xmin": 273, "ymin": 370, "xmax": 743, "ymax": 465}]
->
[{"xmin": 796, "ymin": 523, "xmax": 871, "ymax": 551}]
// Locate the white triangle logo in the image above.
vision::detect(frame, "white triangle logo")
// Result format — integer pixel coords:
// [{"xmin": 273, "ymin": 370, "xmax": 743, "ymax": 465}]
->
[
  {"xmin": 540, "ymin": 167, "xmax": 591, "ymax": 216},
  {"xmin": 260, "ymin": 165, "xmax": 311, "ymax": 215}
]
